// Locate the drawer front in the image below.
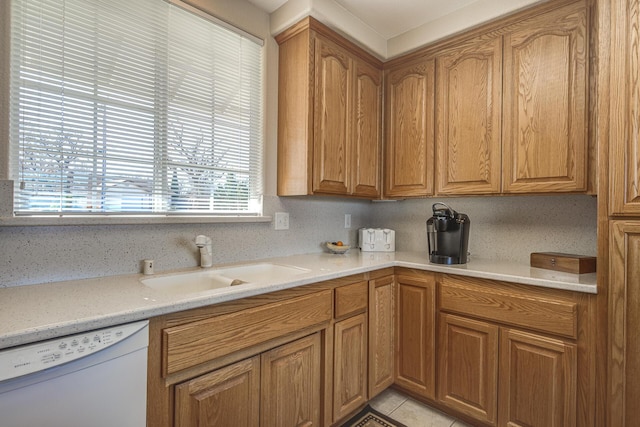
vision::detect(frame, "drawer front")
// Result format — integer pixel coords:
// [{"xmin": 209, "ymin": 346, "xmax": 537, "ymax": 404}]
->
[
  {"xmin": 163, "ymin": 290, "xmax": 333, "ymax": 375},
  {"xmin": 440, "ymin": 275, "xmax": 577, "ymax": 338},
  {"xmin": 335, "ymin": 280, "xmax": 368, "ymax": 318}
]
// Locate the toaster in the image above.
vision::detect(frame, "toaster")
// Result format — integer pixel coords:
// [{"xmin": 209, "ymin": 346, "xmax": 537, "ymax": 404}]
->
[{"xmin": 359, "ymin": 228, "xmax": 395, "ymax": 252}]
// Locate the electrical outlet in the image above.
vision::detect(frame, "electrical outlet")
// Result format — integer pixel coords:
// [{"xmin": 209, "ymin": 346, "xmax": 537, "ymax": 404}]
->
[
  {"xmin": 344, "ymin": 214, "xmax": 351, "ymax": 229},
  {"xmin": 275, "ymin": 212, "xmax": 289, "ymax": 230}
]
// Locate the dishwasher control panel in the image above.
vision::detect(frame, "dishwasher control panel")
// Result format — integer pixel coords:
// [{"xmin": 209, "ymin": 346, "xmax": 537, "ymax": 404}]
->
[{"xmin": 0, "ymin": 320, "xmax": 148, "ymax": 382}]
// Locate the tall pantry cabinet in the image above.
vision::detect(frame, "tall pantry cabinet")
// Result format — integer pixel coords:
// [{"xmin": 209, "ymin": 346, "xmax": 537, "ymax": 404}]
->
[{"xmin": 608, "ymin": 0, "xmax": 640, "ymax": 424}]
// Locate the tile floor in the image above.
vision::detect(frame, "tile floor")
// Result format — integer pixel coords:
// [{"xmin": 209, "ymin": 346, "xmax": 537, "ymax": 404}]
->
[{"xmin": 369, "ymin": 388, "xmax": 473, "ymax": 427}]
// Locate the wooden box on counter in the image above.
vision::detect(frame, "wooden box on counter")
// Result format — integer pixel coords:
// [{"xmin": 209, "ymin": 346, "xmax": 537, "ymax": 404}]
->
[{"xmin": 530, "ymin": 252, "xmax": 597, "ymax": 274}]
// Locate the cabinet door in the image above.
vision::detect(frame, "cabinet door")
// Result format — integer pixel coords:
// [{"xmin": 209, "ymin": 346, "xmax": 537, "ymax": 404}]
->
[
  {"xmin": 395, "ymin": 273, "xmax": 436, "ymax": 399},
  {"xmin": 502, "ymin": 3, "xmax": 588, "ymax": 193},
  {"xmin": 438, "ymin": 314, "xmax": 498, "ymax": 426},
  {"xmin": 610, "ymin": 0, "xmax": 640, "ymax": 214},
  {"xmin": 368, "ymin": 275, "xmax": 395, "ymax": 398},
  {"xmin": 352, "ymin": 59, "xmax": 382, "ymax": 198},
  {"xmin": 384, "ymin": 59, "xmax": 435, "ymax": 198},
  {"xmin": 313, "ymin": 36, "xmax": 351, "ymax": 195},
  {"xmin": 333, "ymin": 313, "xmax": 368, "ymax": 421},
  {"xmin": 435, "ymin": 36, "xmax": 502, "ymax": 195},
  {"xmin": 175, "ymin": 356, "xmax": 260, "ymax": 427},
  {"xmin": 499, "ymin": 328, "xmax": 577, "ymax": 427},
  {"xmin": 609, "ymin": 221, "xmax": 640, "ymax": 426},
  {"xmin": 261, "ymin": 333, "xmax": 322, "ymax": 427}
]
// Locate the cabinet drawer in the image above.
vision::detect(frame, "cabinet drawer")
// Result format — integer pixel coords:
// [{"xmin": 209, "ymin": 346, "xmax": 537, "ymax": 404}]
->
[
  {"xmin": 335, "ymin": 281, "xmax": 368, "ymax": 318},
  {"xmin": 440, "ymin": 275, "xmax": 577, "ymax": 338},
  {"xmin": 163, "ymin": 290, "xmax": 333, "ymax": 375}
]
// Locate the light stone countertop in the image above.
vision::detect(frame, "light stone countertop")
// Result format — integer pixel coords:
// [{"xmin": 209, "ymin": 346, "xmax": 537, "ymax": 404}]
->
[{"xmin": 0, "ymin": 251, "xmax": 597, "ymax": 350}]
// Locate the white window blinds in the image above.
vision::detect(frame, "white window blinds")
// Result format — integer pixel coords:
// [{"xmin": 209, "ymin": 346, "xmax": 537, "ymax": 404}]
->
[{"xmin": 10, "ymin": 0, "xmax": 264, "ymax": 215}]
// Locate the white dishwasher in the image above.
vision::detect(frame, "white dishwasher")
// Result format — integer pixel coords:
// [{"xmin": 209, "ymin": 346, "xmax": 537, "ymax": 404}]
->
[{"xmin": 0, "ymin": 320, "xmax": 149, "ymax": 427}]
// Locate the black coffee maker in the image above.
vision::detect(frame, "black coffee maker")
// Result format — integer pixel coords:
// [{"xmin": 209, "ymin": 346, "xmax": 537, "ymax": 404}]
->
[{"xmin": 426, "ymin": 202, "xmax": 470, "ymax": 264}]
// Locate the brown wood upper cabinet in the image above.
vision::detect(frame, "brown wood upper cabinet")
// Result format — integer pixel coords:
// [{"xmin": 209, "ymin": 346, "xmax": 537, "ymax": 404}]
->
[
  {"xmin": 436, "ymin": 2, "xmax": 589, "ymax": 195},
  {"xmin": 384, "ymin": 58, "xmax": 436, "ymax": 198},
  {"xmin": 436, "ymin": 36, "xmax": 502, "ymax": 195},
  {"xmin": 276, "ymin": 17, "xmax": 383, "ymax": 198},
  {"xmin": 502, "ymin": 2, "xmax": 588, "ymax": 194}
]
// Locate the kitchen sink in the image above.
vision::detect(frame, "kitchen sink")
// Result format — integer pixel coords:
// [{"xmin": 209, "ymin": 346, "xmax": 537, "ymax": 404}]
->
[
  {"xmin": 141, "ymin": 262, "xmax": 310, "ymax": 294},
  {"xmin": 212, "ymin": 262, "xmax": 310, "ymax": 283}
]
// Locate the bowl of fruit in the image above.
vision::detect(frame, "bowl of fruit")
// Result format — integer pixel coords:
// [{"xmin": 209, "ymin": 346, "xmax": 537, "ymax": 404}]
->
[{"xmin": 326, "ymin": 241, "xmax": 350, "ymax": 254}]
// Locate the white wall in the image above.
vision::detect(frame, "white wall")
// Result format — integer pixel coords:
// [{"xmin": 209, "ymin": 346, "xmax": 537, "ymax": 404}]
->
[{"xmin": 0, "ymin": 0, "xmax": 598, "ymax": 288}]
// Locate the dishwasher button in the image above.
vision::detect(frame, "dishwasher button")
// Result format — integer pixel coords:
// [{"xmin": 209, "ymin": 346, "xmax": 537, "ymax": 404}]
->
[
  {"xmin": 41, "ymin": 354, "xmax": 55, "ymax": 364},
  {"xmin": 58, "ymin": 342, "xmax": 67, "ymax": 350}
]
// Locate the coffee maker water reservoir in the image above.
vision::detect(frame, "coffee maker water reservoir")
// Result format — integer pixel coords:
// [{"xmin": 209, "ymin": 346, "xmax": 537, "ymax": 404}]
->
[{"xmin": 426, "ymin": 202, "xmax": 470, "ymax": 264}]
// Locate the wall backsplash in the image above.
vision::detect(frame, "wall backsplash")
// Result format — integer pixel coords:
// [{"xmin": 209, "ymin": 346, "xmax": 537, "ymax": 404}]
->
[
  {"xmin": 370, "ymin": 194, "xmax": 598, "ymax": 263},
  {"xmin": 0, "ymin": 194, "xmax": 597, "ymax": 287},
  {"xmin": 0, "ymin": 196, "xmax": 373, "ymax": 287}
]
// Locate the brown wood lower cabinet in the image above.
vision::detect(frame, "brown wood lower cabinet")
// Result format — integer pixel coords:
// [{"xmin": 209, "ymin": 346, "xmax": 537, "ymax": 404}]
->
[
  {"xmin": 438, "ymin": 313, "xmax": 578, "ymax": 427},
  {"xmin": 151, "ymin": 269, "xmax": 593, "ymax": 427},
  {"xmin": 368, "ymin": 275, "xmax": 395, "ymax": 398},
  {"xmin": 395, "ymin": 271, "xmax": 436, "ymax": 400},
  {"xmin": 261, "ymin": 333, "xmax": 322, "ymax": 427},
  {"xmin": 438, "ymin": 313, "xmax": 498, "ymax": 425},
  {"xmin": 333, "ymin": 313, "xmax": 367, "ymax": 421},
  {"xmin": 174, "ymin": 333, "xmax": 321, "ymax": 427},
  {"xmin": 175, "ymin": 356, "xmax": 261, "ymax": 427},
  {"xmin": 437, "ymin": 274, "xmax": 588, "ymax": 427},
  {"xmin": 499, "ymin": 329, "xmax": 576, "ymax": 427}
]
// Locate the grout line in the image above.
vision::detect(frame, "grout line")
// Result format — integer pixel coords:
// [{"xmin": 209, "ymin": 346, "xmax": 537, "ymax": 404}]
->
[{"xmin": 390, "ymin": 396, "xmax": 409, "ymax": 415}]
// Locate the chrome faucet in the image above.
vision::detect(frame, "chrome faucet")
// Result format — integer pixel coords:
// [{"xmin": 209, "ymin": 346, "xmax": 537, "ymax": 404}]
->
[{"xmin": 194, "ymin": 235, "xmax": 213, "ymax": 268}]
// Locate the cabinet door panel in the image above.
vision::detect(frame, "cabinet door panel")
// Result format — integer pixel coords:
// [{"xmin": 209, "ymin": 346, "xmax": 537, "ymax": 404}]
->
[
  {"xmin": 436, "ymin": 37, "xmax": 502, "ymax": 195},
  {"xmin": 384, "ymin": 59, "xmax": 435, "ymax": 197},
  {"xmin": 503, "ymin": 3, "xmax": 587, "ymax": 193},
  {"xmin": 609, "ymin": 221, "xmax": 640, "ymax": 426},
  {"xmin": 369, "ymin": 276, "xmax": 395, "ymax": 398},
  {"xmin": 334, "ymin": 313, "xmax": 368, "ymax": 421},
  {"xmin": 395, "ymin": 273, "xmax": 436, "ymax": 399},
  {"xmin": 261, "ymin": 333, "xmax": 322, "ymax": 427},
  {"xmin": 438, "ymin": 314, "xmax": 498, "ymax": 426},
  {"xmin": 610, "ymin": 0, "xmax": 640, "ymax": 214},
  {"xmin": 175, "ymin": 356, "xmax": 260, "ymax": 427},
  {"xmin": 353, "ymin": 59, "xmax": 382, "ymax": 197},
  {"xmin": 499, "ymin": 329, "xmax": 576, "ymax": 427},
  {"xmin": 313, "ymin": 37, "xmax": 351, "ymax": 195}
]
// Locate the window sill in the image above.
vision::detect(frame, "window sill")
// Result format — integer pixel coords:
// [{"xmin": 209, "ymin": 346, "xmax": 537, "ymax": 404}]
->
[{"xmin": 0, "ymin": 215, "xmax": 273, "ymax": 227}]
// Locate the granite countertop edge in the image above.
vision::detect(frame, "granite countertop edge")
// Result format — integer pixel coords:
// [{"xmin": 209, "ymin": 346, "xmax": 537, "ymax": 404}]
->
[{"xmin": 0, "ymin": 251, "xmax": 598, "ymax": 349}]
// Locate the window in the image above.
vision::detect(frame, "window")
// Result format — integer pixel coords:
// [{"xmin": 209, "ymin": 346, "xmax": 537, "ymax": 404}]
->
[{"xmin": 9, "ymin": 0, "xmax": 264, "ymax": 216}]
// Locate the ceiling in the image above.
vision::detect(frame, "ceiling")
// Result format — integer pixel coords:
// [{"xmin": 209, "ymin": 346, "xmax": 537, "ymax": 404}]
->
[{"xmin": 248, "ymin": 0, "xmax": 481, "ymax": 39}]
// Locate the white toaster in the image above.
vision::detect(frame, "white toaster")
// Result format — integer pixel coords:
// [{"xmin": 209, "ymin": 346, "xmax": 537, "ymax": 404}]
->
[{"xmin": 359, "ymin": 228, "xmax": 395, "ymax": 252}]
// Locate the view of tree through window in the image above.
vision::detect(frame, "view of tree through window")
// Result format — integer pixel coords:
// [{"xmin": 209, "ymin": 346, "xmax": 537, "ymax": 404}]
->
[{"xmin": 10, "ymin": 0, "xmax": 263, "ymax": 215}]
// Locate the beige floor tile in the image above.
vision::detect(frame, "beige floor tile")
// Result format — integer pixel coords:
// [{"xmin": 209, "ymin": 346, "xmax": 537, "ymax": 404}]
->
[
  {"xmin": 389, "ymin": 397, "xmax": 456, "ymax": 427},
  {"xmin": 369, "ymin": 388, "xmax": 408, "ymax": 415}
]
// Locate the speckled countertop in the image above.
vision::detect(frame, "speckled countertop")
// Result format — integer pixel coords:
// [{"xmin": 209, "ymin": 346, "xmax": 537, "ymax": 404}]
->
[{"xmin": 0, "ymin": 251, "xmax": 597, "ymax": 350}]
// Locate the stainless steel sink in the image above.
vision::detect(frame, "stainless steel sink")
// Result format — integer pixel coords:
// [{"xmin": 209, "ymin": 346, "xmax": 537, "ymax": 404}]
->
[{"xmin": 141, "ymin": 262, "xmax": 310, "ymax": 294}]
